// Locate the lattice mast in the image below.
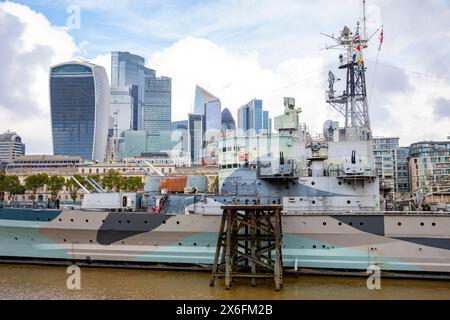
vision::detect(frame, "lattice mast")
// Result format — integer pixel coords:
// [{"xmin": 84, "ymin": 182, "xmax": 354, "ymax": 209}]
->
[{"xmin": 323, "ymin": 0, "xmax": 372, "ymax": 140}]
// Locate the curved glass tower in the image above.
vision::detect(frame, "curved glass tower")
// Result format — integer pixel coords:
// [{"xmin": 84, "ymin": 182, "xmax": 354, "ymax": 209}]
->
[{"xmin": 50, "ymin": 61, "xmax": 109, "ymax": 161}]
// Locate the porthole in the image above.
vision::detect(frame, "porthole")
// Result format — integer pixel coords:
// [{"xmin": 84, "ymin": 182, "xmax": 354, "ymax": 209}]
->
[
  {"xmin": 118, "ymin": 220, "xmax": 122, "ymax": 224},
  {"xmin": 312, "ymin": 201, "xmax": 316, "ymax": 204},
  {"xmin": 101, "ymin": 220, "xmax": 105, "ymax": 223},
  {"xmin": 420, "ymin": 222, "xmax": 424, "ymax": 226},
  {"xmin": 14, "ymin": 237, "xmax": 18, "ymax": 240},
  {"xmin": 432, "ymin": 223, "xmax": 436, "ymax": 226},
  {"xmin": 193, "ymin": 243, "xmax": 197, "ymax": 246},
  {"xmin": 36, "ymin": 217, "xmax": 40, "ymax": 221},
  {"xmin": 338, "ymin": 182, "xmax": 342, "ymax": 185},
  {"xmin": 338, "ymin": 222, "xmax": 342, "ymax": 226},
  {"xmin": 47, "ymin": 218, "xmax": 51, "ymax": 221},
  {"xmin": 127, "ymin": 220, "xmax": 131, "ymax": 224},
  {"xmin": 178, "ymin": 242, "xmax": 182, "ymax": 246},
  {"xmin": 63, "ymin": 239, "xmax": 67, "ymax": 242},
  {"xmin": 144, "ymin": 221, "xmax": 148, "ymax": 224},
  {"xmin": 121, "ymin": 241, "xmax": 125, "ymax": 244},
  {"xmin": 70, "ymin": 219, "xmax": 74, "ymax": 222},
  {"xmin": 398, "ymin": 222, "xmax": 402, "ymax": 226},
  {"xmin": 89, "ymin": 240, "xmax": 93, "ymax": 243},
  {"xmin": 85, "ymin": 219, "xmax": 89, "ymax": 223},
  {"xmin": 176, "ymin": 221, "xmax": 180, "ymax": 225},
  {"xmin": 313, "ymin": 245, "xmax": 317, "ymax": 249},
  {"xmin": 323, "ymin": 222, "xmax": 327, "ymax": 226},
  {"xmin": 347, "ymin": 200, "xmax": 351, "ymax": 204},
  {"xmin": 311, "ymin": 182, "xmax": 315, "ymax": 186},
  {"xmin": 349, "ymin": 222, "xmax": 353, "ymax": 226},
  {"xmin": 59, "ymin": 219, "xmax": 62, "ymax": 222},
  {"xmin": 162, "ymin": 220, "xmax": 166, "ymax": 224},
  {"xmin": 359, "ymin": 222, "xmax": 364, "ymax": 226},
  {"xmin": 322, "ymin": 245, "xmax": 326, "ymax": 249}
]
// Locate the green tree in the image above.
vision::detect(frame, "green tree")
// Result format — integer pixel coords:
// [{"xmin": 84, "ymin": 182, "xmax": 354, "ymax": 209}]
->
[
  {"xmin": 212, "ymin": 176, "xmax": 219, "ymax": 194},
  {"xmin": 2, "ymin": 175, "xmax": 25, "ymax": 201},
  {"xmin": 102, "ymin": 170, "xmax": 122, "ymax": 192},
  {"xmin": 25, "ymin": 173, "xmax": 49, "ymax": 203},
  {"xmin": 65, "ymin": 175, "xmax": 85, "ymax": 203},
  {"xmin": 121, "ymin": 177, "xmax": 144, "ymax": 192},
  {"xmin": 47, "ymin": 176, "xmax": 66, "ymax": 201},
  {"xmin": 0, "ymin": 174, "xmax": 5, "ymax": 201}
]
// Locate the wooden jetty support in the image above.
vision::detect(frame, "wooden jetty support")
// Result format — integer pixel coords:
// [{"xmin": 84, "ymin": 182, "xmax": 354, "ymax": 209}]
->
[{"xmin": 209, "ymin": 205, "xmax": 283, "ymax": 291}]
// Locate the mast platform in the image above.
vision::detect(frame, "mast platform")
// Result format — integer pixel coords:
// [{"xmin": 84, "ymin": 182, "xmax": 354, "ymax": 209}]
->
[{"xmin": 209, "ymin": 205, "xmax": 284, "ymax": 291}]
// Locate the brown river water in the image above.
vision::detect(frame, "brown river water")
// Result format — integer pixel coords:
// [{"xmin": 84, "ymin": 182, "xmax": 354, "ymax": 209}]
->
[{"xmin": 0, "ymin": 263, "xmax": 449, "ymax": 300}]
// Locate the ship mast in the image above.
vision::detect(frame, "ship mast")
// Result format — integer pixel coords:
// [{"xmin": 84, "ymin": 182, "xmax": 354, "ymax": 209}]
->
[{"xmin": 323, "ymin": 0, "xmax": 373, "ymax": 141}]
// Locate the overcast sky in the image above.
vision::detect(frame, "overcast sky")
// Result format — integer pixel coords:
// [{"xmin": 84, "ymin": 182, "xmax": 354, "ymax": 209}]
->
[{"xmin": 0, "ymin": 0, "xmax": 449, "ymax": 154}]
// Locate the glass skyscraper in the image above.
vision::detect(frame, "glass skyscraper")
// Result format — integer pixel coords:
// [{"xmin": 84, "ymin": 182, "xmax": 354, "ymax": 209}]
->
[
  {"xmin": 50, "ymin": 61, "xmax": 109, "ymax": 161},
  {"xmin": 143, "ymin": 76, "xmax": 172, "ymax": 134},
  {"xmin": 238, "ymin": 99, "xmax": 270, "ymax": 135},
  {"xmin": 111, "ymin": 52, "xmax": 155, "ymax": 130}
]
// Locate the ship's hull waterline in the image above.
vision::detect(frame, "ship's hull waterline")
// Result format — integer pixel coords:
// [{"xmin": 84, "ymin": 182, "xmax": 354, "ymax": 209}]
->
[{"xmin": 1, "ymin": 208, "xmax": 449, "ymax": 278}]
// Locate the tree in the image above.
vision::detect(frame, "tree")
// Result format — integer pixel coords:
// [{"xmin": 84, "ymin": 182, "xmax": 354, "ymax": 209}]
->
[
  {"xmin": 0, "ymin": 174, "xmax": 5, "ymax": 201},
  {"xmin": 65, "ymin": 175, "xmax": 85, "ymax": 203},
  {"xmin": 47, "ymin": 176, "xmax": 66, "ymax": 201},
  {"xmin": 102, "ymin": 170, "xmax": 122, "ymax": 192},
  {"xmin": 2, "ymin": 175, "xmax": 25, "ymax": 201},
  {"xmin": 121, "ymin": 177, "xmax": 144, "ymax": 192},
  {"xmin": 212, "ymin": 176, "xmax": 219, "ymax": 194},
  {"xmin": 25, "ymin": 173, "xmax": 49, "ymax": 203}
]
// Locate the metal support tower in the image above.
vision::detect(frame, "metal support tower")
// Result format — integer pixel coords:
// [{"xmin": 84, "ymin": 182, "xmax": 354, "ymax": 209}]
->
[
  {"xmin": 323, "ymin": 0, "xmax": 377, "ymax": 140},
  {"xmin": 210, "ymin": 205, "xmax": 283, "ymax": 291}
]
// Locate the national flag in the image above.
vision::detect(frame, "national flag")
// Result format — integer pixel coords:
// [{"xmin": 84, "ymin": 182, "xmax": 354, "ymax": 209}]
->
[
  {"xmin": 356, "ymin": 44, "xmax": 361, "ymax": 52},
  {"xmin": 353, "ymin": 31, "xmax": 360, "ymax": 42},
  {"xmin": 358, "ymin": 55, "xmax": 363, "ymax": 65},
  {"xmin": 379, "ymin": 28, "xmax": 384, "ymax": 50}
]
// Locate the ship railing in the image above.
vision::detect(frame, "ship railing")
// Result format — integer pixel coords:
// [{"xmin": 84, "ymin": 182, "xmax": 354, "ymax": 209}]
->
[{"xmin": 285, "ymin": 210, "xmax": 450, "ymax": 216}]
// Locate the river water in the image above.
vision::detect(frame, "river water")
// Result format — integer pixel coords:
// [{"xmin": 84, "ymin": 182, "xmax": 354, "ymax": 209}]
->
[{"xmin": 0, "ymin": 263, "xmax": 449, "ymax": 300}]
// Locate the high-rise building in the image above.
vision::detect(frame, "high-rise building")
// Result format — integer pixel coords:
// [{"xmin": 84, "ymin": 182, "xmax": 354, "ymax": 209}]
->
[
  {"xmin": 237, "ymin": 99, "xmax": 270, "ymax": 135},
  {"xmin": 143, "ymin": 75, "xmax": 172, "ymax": 134},
  {"xmin": 409, "ymin": 140, "xmax": 450, "ymax": 206},
  {"xmin": 109, "ymin": 86, "xmax": 134, "ymax": 137},
  {"xmin": 221, "ymin": 108, "xmax": 236, "ymax": 132},
  {"xmin": 111, "ymin": 52, "xmax": 154, "ymax": 130},
  {"xmin": 0, "ymin": 131, "xmax": 25, "ymax": 163},
  {"xmin": 394, "ymin": 147, "xmax": 410, "ymax": 193},
  {"xmin": 373, "ymin": 137, "xmax": 400, "ymax": 191},
  {"xmin": 188, "ymin": 113, "xmax": 205, "ymax": 165},
  {"xmin": 192, "ymin": 86, "xmax": 221, "ymax": 165},
  {"xmin": 50, "ymin": 61, "xmax": 110, "ymax": 162}
]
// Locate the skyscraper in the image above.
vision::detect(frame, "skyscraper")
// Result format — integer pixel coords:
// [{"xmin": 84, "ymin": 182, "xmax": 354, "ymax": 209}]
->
[
  {"xmin": 188, "ymin": 113, "xmax": 205, "ymax": 165},
  {"xmin": 0, "ymin": 131, "xmax": 25, "ymax": 163},
  {"xmin": 50, "ymin": 61, "xmax": 109, "ymax": 161},
  {"xmin": 221, "ymin": 108, "xmax": 236, "ymax": 131},
  {"xmin": 238, "ymin": 99, "xmax": 269, "ymax": 135},
  {"xmin": 143, "ymin": 75, "xmax": 172, "ymax": 134},
  {"xmin": 111, "ymin": 52, "xmax": 154, "ymax": 130},
  {"xmin": 110, "ymin": 86, "xmax": 134, "ymax": 137}
]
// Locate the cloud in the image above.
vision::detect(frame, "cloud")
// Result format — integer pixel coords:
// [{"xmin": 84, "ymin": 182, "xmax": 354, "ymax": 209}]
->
[
  {"xmin": 434, "ymin": 98, "xmax": 450, "ymax": 118},
  {"xmin": 0, "ymin": 1, "xmax": 78, "ymax": 154},
  {"xmin": 148, "ymin": 37, "xmax": 330, "ymax": 133}
]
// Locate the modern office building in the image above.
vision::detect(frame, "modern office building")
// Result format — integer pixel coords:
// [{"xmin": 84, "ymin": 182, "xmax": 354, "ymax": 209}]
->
[
  {"xmin": 143, "ymin": 75, "xmax": 172, "ymax": 134},
  {"xmin": 111, "ymin": 52, "xmax": 154, "ymax": 130},
  {"xmin": 188, "ymin": 113, "xmax": 205, "ymax": 165},
  {"xmin": 237, "ymin": 99, "xmax": 270, "ymax": 135},
  {"xmin": 221, "ymin": 108, "xmax": 236, "ymax": 132},
  {"xmin": 171, "ymin": 120, "xmax": 188, "ymax": 130},
  {"xmin": 192, "ymin": 86, "xmax": 221, "ymax": 165},
  {"xmin": 373, "ymin": 137, "xmax": 400, "ymax": 192},
  {"xmin": 0, "ymin": 131, "xmax": 25, "ymax": 163},
  {"xmin": 50, "ymin": 61, "xmax": 110, "ymax": 162},
  {"xmin": 109, "ymin": 86, "xmax": 134, "ymax": 137},
  {"xmin": 394, "ymin": 147, "xmax": 410, "ymax": 193},
  {"xmin": 409, "ymin": 140, "xmax": 450, "ymax": 206},
  {"xmin": 121, "ymin": 128, "xmax": 188, "ymax": 162}
]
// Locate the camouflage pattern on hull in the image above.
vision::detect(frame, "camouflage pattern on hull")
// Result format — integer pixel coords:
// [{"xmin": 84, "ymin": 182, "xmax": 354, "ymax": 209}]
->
[{"xmin": 1, "ymin": 208, "xmax": 450, "ymax": 275}]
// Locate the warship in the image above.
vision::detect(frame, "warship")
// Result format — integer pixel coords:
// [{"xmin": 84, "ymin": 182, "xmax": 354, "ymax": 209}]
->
[{"xmin": 1, "ymin": 4, "xmax": 449, "ymax": 278}]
